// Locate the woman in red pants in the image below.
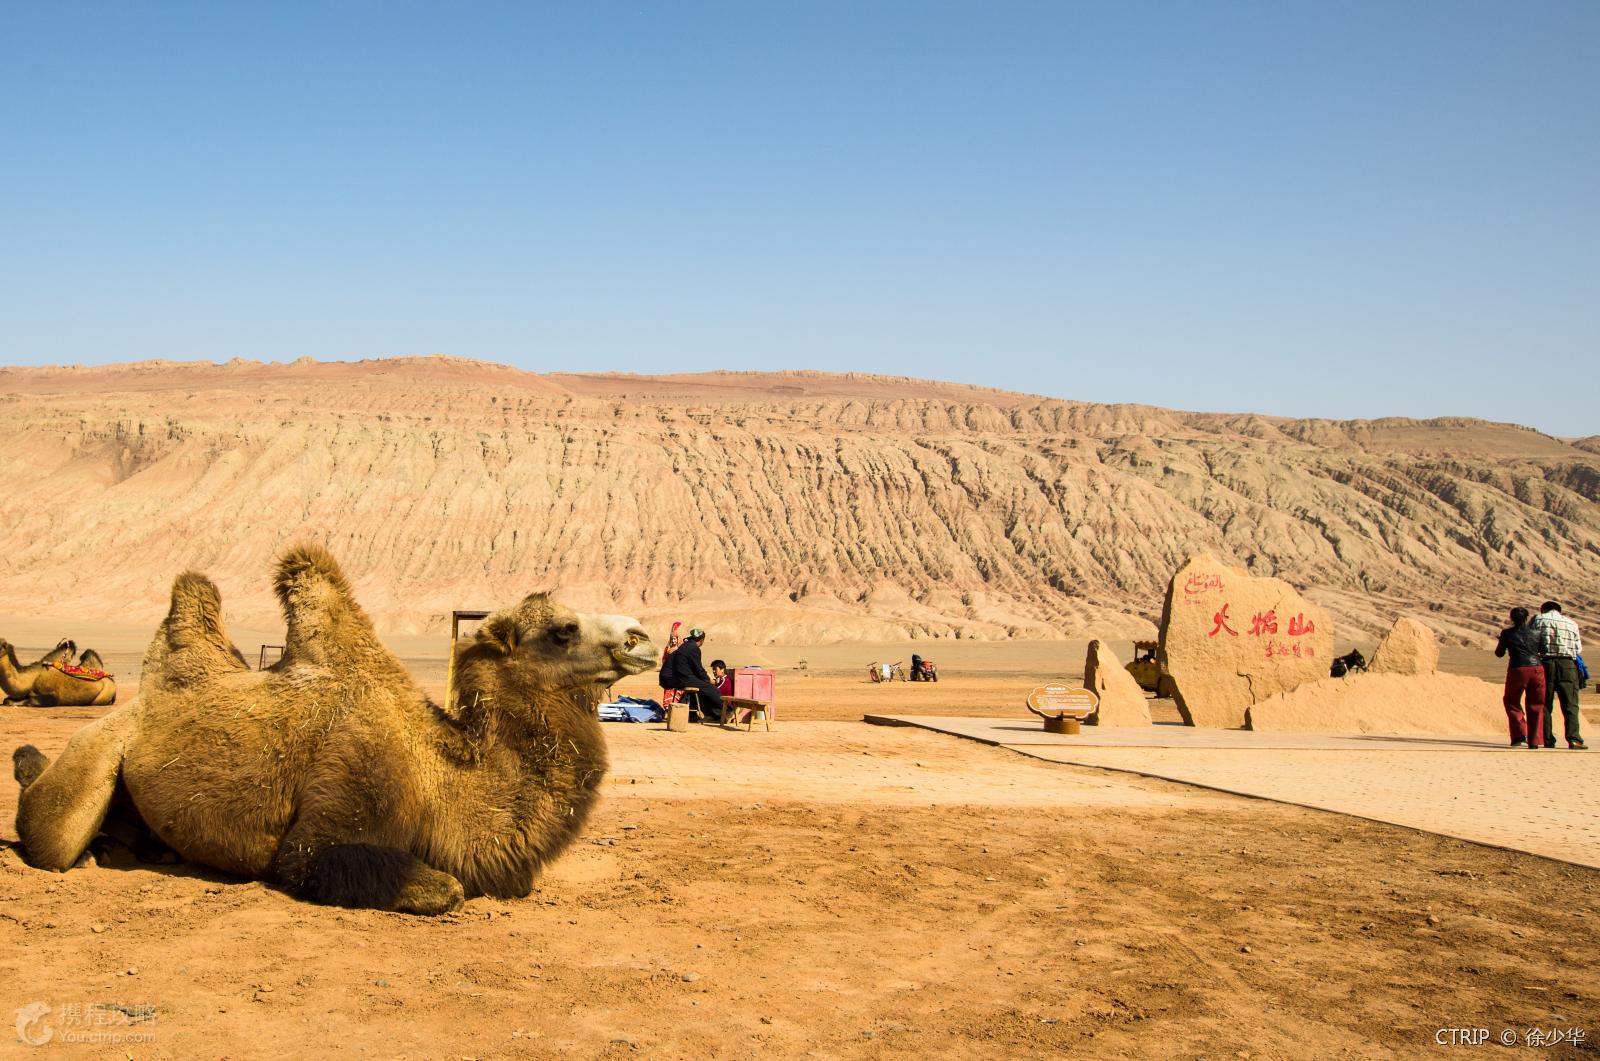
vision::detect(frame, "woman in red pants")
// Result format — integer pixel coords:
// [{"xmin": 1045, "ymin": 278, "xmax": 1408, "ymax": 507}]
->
[{"xmin": 1496, "ymin": 607, "xmax": 1546, "ymax": 748}]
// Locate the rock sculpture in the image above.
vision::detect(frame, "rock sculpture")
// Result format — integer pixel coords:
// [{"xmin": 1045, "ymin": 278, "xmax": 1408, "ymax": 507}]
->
[
  {"xmin": 1367, "ymin": 616, "xmax": 1440, "ymax": 676},
  {"xmin": 1083, "ymin": 640, "xmax": 1151, "ymax": 726},
  {"xmin": 1157, "ymin": 554, "xmax": 1332, "ymax": 728}
]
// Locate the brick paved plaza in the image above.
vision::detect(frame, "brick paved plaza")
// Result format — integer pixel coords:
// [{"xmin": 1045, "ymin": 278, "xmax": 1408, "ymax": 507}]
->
[{"xmin": 866, "ymin": 716, "xmax": 1600, "ymax": 868}]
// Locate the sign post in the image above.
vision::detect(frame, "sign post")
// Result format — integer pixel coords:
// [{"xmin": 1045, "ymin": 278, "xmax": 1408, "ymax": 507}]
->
[{"xmin": 1026, "ymin": 684, "xmax": 1099, "ymax": 735}]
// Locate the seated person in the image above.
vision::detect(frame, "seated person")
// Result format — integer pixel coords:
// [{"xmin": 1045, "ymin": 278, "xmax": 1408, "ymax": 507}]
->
[
  {"xmin": 711, "ymin": 659, "xmax": 735, "ymax": 698},
  {"xmin": 658, "ymin": 620, "xmax": 685, "ymax": 709},
  {"xmin": 660, "ymin": 628, "xmax": 726, "ymax": 723},
  {"xmin": 910, "ymin": 653, "xmax": 926, "ymax": 681}
]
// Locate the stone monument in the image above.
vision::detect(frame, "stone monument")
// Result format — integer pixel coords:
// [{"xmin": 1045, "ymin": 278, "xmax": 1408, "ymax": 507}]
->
[
  {"xmin": 1367, "ymin": 616, "xmax": 1440, "ymax": 676},
  {"xmin": 1157, "ymin": 553, "xmax": 1333, "ymax": 728},
  {"xmin": 1246, "ymin": 672, "xmax": 1506, "ymax": 736},
  {"xmin": 1083, "ymin": 639, "xmax": 1151, "ymax": 726}
]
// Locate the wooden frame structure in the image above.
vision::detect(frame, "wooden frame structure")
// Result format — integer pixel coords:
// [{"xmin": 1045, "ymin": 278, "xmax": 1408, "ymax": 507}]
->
[{"xmin": 444, "ymin": 610, "xmax": 489, "ymax": 711}]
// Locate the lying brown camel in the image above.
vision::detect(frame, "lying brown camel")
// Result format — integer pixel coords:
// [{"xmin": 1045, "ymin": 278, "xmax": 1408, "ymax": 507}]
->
[
  {"xmin": 22, "ymin": 667, "xmax": 115, "ymax": 707},
  {"xmin": 0, "ymin": 639, "xmax": 79, "ymax": 704},
  {"xmin": 12, "ymin": 642, "xmax": 116, "ymax": 708},
  {"xmin": 13, "ymin": 542, "xmax": 654, "ymax": 914}
]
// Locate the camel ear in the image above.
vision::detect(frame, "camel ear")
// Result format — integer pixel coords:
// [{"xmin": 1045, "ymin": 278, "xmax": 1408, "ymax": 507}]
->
[{"xmin": 479, "ymin": 616, "xmax": 522, "ymax": 655}]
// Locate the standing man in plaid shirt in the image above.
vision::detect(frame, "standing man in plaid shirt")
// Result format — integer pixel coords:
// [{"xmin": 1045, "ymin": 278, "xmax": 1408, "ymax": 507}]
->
[{"xmin": 1531, "ymin": 601, "xmax": 1586, "ymax": 750}]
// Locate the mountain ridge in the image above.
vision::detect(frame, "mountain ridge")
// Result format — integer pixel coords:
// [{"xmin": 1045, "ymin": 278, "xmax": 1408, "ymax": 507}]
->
[{"xmin": 1, "ymin": 357, "xmax": 1594, "ymax": 644}]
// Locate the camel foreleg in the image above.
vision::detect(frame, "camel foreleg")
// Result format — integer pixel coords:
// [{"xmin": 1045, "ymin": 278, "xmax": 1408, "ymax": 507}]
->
[
  {"xmin": 12, "ymin": 709, "xmax": 136, "ymax": 871},
  {"xmin": 297, "ymin": 843, "xmax": 465, "ymax": 915},
  {"xmin": 273, "ymin": 805, "xmax": 464, "ymax": 915}
]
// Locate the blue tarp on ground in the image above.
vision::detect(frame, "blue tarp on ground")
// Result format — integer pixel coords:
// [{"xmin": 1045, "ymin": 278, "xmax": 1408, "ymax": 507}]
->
[{"xmin": 598, "ymin": 695, "xmax": 664, "ymax": 723}]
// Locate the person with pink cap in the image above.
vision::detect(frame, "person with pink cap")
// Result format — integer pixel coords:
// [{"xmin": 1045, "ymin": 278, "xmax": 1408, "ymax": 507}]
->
[{"xmin": 659, "ymin": 621, "xmax": 685, "ymax": 713}]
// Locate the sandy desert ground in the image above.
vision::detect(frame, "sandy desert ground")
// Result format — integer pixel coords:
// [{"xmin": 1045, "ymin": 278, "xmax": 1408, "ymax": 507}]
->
[
  {"xmin": 2, "ymin": 620, "xmax": 1598, "ymax": 1059},
  {"xmin": 4, "ymin": 709, "xmax": 1599, "ymax": 1059}
]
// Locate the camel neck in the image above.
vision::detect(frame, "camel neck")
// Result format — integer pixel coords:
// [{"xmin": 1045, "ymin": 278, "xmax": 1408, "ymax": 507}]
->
[
  {"xmin": 445, "ymin": 674, "xmax": 601, "ymax": 766},
  {"xmin": 0, "ymin": 644, "xmax": 29, "ymax": 697},
  {"xmin": 0, "ymin": 642, "xmax": 32, "ymax": 675},
  {"xmin": 448, "ymin": 688, "xmax": 498, "ymax": 757},
  {"xmin": 450, "ymin": 679, "xmax": 539, "ymax": 753}
]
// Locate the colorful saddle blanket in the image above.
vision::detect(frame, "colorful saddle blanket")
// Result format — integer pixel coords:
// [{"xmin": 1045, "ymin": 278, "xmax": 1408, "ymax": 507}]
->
[{"xmin": 45, "ymin": 660, "xmax": 112, "ymax": 681}]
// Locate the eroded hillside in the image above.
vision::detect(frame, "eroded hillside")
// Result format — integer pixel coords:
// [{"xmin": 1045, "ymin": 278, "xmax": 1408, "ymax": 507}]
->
[{"xmin": 1, "ymin": 357, "xmax": 1595, "ymax": 643}]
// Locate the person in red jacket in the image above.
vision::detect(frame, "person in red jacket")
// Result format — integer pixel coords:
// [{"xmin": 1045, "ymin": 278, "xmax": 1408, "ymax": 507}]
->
[{"xmin": 711, "ymin": 659, "xmax": 735, "ymax": 699}]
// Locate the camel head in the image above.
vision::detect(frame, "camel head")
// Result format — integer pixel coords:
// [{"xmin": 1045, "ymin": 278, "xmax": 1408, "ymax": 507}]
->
[
  {"xmin": 38, "ymin": 639, "xmax": 77, "ymax": 666},
  {"xmin": 456, "ymin": 593, "xmax": 654, "ymax": 701}
]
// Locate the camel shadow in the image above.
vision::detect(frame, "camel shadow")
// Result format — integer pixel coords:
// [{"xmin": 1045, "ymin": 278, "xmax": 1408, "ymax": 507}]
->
[{"xmin": 0, "ymin": 834, "xmax": 238, "ymax": 885}]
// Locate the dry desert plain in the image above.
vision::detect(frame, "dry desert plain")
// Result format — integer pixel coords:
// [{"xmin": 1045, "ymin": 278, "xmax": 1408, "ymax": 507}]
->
[{"xmin": 2, "ymin": 622, "xmax": 1598, "ymax": 1059}]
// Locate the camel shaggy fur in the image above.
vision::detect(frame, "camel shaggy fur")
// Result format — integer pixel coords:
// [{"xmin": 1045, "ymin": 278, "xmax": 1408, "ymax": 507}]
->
[
  {"xmin": 12, "ymin": 543, "xmax": 654, "ymax": 914},
  {"xmin": 0, "ymin": 639, "xmax": 91, "ymax": 705}
]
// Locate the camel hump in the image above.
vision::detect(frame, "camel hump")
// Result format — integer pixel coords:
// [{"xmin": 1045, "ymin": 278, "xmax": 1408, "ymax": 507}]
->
[
  {"xmin": 170, "ymin": 571, "xmax": 226, "ymax": 634},
  {"xmin": 275, "ymin": 542, "xmax": 354, "ymax": 606},
  {"xmin": 274, "ymin": 541, "xmax": 399, "ymax": 671},
  {"xmin": 141, "ymin": 571, "xmax": 251, "ymax": 694}
]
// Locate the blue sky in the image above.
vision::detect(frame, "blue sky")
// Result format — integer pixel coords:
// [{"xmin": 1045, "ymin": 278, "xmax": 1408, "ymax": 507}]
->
[{"xmin": 2, "ymin": 2, "xmax": 1596, "ymax": 435}]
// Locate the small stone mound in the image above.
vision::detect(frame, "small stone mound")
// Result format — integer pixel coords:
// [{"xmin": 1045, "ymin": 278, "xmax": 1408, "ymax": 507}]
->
[
  {"xmin": 1246, "ymin": 672, "xmax": 1506, "ymax": 736},
  {"xmin": 1367, "ymin": 616, "xmax": 1440, "ymax": 676},
  {"xmin": 1083, "ymin": 640, "xmax": 1151, "ymax": 727}
]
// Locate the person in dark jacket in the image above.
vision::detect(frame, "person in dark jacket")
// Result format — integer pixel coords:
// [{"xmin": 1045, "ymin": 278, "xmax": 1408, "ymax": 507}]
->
[
  {"xmin": 660, "ymin": 628, "xmax": 725, "ymax": 723},
  {"xmin": 1495, "ymin": 607, "xmax": 1545, "ymax": 748}
]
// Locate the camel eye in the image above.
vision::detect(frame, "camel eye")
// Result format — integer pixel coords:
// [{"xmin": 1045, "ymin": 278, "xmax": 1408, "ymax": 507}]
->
[{"xmin": 549, "ymin": 621, "xmax": 580, "ymax": 646}]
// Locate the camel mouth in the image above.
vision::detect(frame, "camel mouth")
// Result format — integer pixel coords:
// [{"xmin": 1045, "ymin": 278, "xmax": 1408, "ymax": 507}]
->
[{"xmin": 610, "ymin": 636, "xmax": 656, "ymax": 676}]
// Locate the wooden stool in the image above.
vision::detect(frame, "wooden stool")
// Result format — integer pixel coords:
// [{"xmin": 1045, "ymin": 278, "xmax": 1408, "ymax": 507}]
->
[
  {"xmin": 665, "ymin": 688, "xmax": 701, "ymax": 731},
  {"xmin": 723, "ymin": 696, "xmax": 773, "ymax": 732}
]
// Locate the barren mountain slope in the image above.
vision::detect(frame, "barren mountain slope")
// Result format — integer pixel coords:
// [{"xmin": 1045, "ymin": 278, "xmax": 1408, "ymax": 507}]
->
[{"xmin": 1, "ymin": 357, "xmax": 1594, "ymax": 643}]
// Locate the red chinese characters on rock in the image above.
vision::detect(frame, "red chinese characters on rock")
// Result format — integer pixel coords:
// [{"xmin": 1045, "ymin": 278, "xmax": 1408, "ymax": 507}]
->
[
  {"xmin": 1219, "ymin": 606, "xmax": 1320, "ymax": 661},
  {"xmin": 1212, "ymin": 605, "xmax": 1313, "ymax": 644},
  {"xmin": 1241, "ymin": 610, "xmax": 1318, "ymax": 638},
  {"xmin": 1263, "ymin": 640, "xmax": 1317, "ymax": 660},
  {"xmin": 1248, "ymin": 609, "xmax": 1278, "ymax": 637},
  {"xmin": 1208, "ymin": 604, "xmax": 1238, "ymax": 638}
]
